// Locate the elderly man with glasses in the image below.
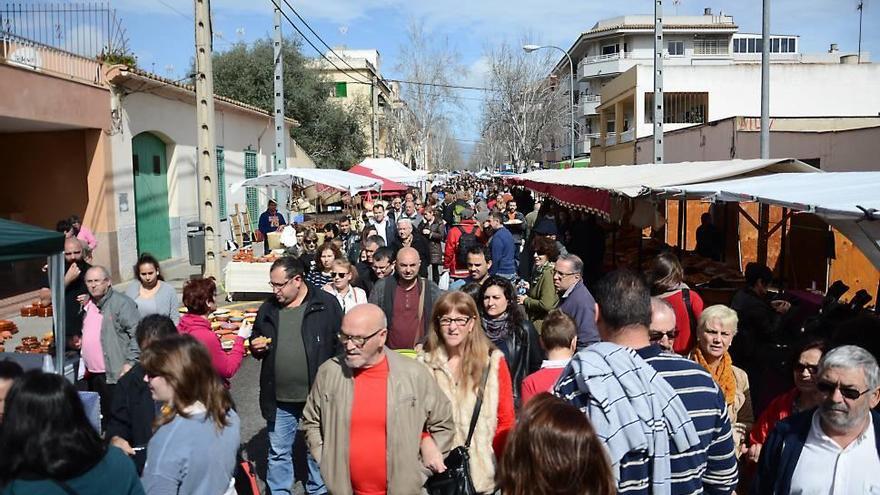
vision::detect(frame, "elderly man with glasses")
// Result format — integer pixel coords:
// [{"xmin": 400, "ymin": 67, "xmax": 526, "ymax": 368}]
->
[
  {"xmin": 302, "ymin": 304, "xmax": 454, "ymax": 495},
  {"xmin": 755, "ymin": 344, "xmax": 880, "ymax": 494},
  {"xmin": 250, "ymin": 256, "xmax": 344, "ymax": 495},
  {"xmin": 553, "ymin": 254, "xmax": 599, "ymax": 349},
  {"xmin": 650, "ymin": 297, "xmax": 678, "ymax": 353}
]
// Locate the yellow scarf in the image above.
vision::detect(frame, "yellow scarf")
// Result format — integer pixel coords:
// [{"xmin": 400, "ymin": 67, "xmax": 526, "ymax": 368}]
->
[{"xmin": 693, "ymin": 347, "xmax": 737, "ymax": 406}]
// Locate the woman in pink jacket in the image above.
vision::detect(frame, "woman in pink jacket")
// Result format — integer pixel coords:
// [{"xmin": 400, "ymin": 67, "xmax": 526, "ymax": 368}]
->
[{"xmin": 177, "ymin": 278, "xmax": 251, "ymax": 387}]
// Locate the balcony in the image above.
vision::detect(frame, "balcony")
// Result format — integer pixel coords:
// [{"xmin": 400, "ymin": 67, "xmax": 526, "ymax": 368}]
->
[
  {"xmin": 1, "ymin": 34, "xmax": 103, "ymax": 87},
  {"xmin": 693, "ymin": 39, "xmax": 730, "ymax": 57},
  {"xmin": 578, "ymin": 51, "xmax": 636, "ymax": 81},
  {"xmin": 620, "ymin": 129, "xmax": 635, "ymax": 143},
  {"xmin": 605, "ymin": 132, "xmax": 618, "ymax": 146},
  {"xmin": 580, "ymin": 94, "xmax": 601, "ymax": 116}
]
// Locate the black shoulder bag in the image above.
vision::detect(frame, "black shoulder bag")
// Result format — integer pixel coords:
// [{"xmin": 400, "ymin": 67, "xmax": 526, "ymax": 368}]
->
[{"xmin": 425, "ymin": 363, "xmax": 491, "ymax": 495}]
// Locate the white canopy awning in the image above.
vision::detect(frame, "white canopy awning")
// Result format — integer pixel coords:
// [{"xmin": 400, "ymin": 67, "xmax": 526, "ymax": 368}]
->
[
  {"xmin": 230, "ymin": 168, "xmax": 383, "ymax": 195},
  {"xmin": 512, "ymin": 158, "xmax": 817, "ymax": 197},
  {"xmin": 358, "ymin": 157, "xmax": 428, "ymax": 186},
  {"xmin": 654, "ymin": 172, "xmax": 880, "ymax": 269}
]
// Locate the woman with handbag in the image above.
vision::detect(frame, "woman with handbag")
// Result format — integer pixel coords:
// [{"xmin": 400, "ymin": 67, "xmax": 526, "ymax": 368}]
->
[{"xmin": 419, "ymin": 291, "xmax": 515, "ymax": 495}]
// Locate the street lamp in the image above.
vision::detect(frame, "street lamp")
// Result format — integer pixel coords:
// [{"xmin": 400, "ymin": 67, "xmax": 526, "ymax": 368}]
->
[{"xmin": 523, "ymin": 44, "xmax": 575, "ymax": 170}]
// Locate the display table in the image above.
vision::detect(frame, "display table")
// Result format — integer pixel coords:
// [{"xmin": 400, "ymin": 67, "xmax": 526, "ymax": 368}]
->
[{"xmin": 224, "ymin": 262, "xmax": 273, "ymax": 300}]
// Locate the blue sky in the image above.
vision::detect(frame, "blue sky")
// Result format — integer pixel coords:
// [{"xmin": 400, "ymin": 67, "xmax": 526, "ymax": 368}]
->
[{"xmin": 116, "ymin": 0, "xmax": 877, "ymax": 150}]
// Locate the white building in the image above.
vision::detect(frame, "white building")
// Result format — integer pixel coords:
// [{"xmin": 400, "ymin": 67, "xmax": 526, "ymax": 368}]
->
[{"xmin": 548, "ymin": 8, "xmax": 873, "ymax": 164}]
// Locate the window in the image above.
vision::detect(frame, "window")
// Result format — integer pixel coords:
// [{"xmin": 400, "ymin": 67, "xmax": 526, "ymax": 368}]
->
[
  {"xmin": 601, "ymin": 44, "xmax": 620, "ymax": 55},
  {"xmin": 334, "ymin": 82, "xmax": 347, "ymax": 98},
  {"xmin": 668, "ymin": 41, "xmax": 684, "ymax": 56},
  {"xmin": 244, "ymin": 151, "xmax": 258, "ymax": 229},
  {"xmin": 645, "ymin": 92, "xmax": 709, "ymax": 124},
  {"xmin": 755, "ymin": 39, "xmax": 763, "ymax": 52},
  {"xmin": 748, "ymin": 38, "xmax": 756, "ymax": 53},
  {"xmin": 216, "ymin": 147, "xmax": 226, "ymax": 219}
]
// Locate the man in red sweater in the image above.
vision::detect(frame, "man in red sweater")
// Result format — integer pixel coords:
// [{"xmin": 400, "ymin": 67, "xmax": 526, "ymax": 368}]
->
[
  {"xmin": 521, "ymin": 310, "xmax": 577, "ymax": 405},
  {"xmin": 302, "ymin": 304, "xmax": 454, "ymax": 495}
]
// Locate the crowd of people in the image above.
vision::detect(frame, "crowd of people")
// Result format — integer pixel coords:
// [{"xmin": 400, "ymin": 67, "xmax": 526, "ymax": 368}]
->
[{"xmin": 1, "ymin": 177, "xmax": 879, "ymax": 495}]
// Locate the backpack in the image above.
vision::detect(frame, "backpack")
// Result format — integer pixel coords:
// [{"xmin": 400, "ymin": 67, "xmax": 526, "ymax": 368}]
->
[{"xmin": 455, "ymin": 225, "xmax": 480, "ymax": 266}]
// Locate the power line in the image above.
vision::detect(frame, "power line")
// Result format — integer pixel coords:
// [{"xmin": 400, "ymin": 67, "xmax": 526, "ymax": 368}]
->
[
  {"xmin": 387, "ymin": 78, "xmax": 496, "ymax": 92},
  {"xmin": 268, "ymin": 0, "xmax": 373, "ymax": 85}
]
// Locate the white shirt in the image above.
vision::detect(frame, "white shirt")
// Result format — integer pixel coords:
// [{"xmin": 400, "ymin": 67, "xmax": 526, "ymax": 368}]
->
[
  {"xmin": 372, "ymin": 218, "xmax": 389, "ymax": 244},
  {"xmin": 790, "ymin": 410, "xmax": 880, "ymax": 494},
  {"xmin": 323, "ymin": 285, "xmax": 367, "ymax": 314},
  {"xmin": 540, "ymin": 358, "xmax": 570, "ymax": 369}
]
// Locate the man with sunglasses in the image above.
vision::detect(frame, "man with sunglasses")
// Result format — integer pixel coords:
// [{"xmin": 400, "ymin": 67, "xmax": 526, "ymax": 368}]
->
[
  {"xmin": 554, "ymin": 254, "xmax": 599, "ymax": 349},
  {"xmin": 302, "ymin": 304, "xmax": 454, "ymax": 494},
  {"xmin": 250, "ymin": 256, "xmax": 343, "ymax": 495},
  {"xmin": 650, "ymin": 297, "xmax": 678, "ymax": 353},
  {"xmin": 755, "ymin": 345, "xmax": 880, "ymax": 494}
]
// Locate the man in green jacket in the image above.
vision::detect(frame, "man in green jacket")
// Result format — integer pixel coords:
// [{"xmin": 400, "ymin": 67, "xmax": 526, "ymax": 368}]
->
[{"xmin": 302, "ymin": 304, "xmax": 455, "ymax": 495}]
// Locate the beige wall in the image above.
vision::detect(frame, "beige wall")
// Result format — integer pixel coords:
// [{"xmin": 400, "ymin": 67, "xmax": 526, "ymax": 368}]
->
[{"xmin": 0, "ymin": 64, "xmax": 109, "ymax": 129}]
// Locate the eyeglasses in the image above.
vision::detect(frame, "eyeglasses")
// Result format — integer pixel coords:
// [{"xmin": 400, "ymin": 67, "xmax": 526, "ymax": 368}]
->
[
  {"xmin": 305, "ymin": 240, "xmax": 317, "ymax": 245},
  {"xmin": 438, "ymin": 316, "xmax": 471, "ymax": 328},
  {"xmin": 816, "ymin": 380, "xmax": 872, "ymax": 400},
  {"xmin": 649, "ymin": 328, "xmax": 679, "ymax": 342},
  {"xmin": 553, "ymin": 270, "xmax": 579, "ymax": 278},
  {"xmin": 337, "ymin": 328, "xmax": 383, "ymax": 348},
  {"xmin": 793, "ymin": 362, "xmax": 819, "ymax": 375},
  {"xmin": 268, "ymin": 278, "xmax": 295, "ymax": 290},
  {"xmin": 331, "ymin": 272, "xmax": 348, "ymax": 279}
]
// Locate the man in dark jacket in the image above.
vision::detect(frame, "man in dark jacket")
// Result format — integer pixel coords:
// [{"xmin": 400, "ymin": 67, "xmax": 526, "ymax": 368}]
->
[
  {"xmin": 755, "ymin": 345, "xmax": 880, "ymax": 494},
  {"xmin": 251, "ymin": 256, "xmax": 343, "ymax": 495},
  {"xmin": 107, "ymin": 314, "xmax": 178, "ymax": 474},
  {"xmin": 390, "ymin": 218, "xmax": 431, "ymax": 278},
  {"xmin": 554, "ymin": 254, "xmax": 600, "ymax": 348},
  {"xmin": 369, "ymin": 248, "xmax": 443, "ymax": 350}
]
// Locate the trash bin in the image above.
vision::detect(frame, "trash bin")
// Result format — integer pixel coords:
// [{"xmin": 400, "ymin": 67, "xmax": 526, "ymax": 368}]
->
[{"xmin": 186, "ymin": 221, "xmax": 206, "ymax": 266}]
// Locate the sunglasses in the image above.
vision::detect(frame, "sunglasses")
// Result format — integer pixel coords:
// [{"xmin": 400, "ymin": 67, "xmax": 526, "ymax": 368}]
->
[
  {"xmin": 793, "ymin": 363, "xmax": 819, "ymax": 375},
  {"xmin": 331, "ymin": 272, "xmax": 348, "ymax": 279},
  {"xmin": 816, "ymin": 380, "xmax": 872, "ymax": 400},
  {"xmin": 649, "ymin": 329, "xmax": 678, "ymax": 342}
]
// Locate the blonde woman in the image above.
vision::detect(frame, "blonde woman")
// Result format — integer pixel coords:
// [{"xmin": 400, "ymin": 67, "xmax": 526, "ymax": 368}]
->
[
  {"xmin": 691, "ymin": 304, "xmax": 754, "ymax": 455},
  {"xmin": 322, "ymin": 258, "xmax": 367, "ymax": 313},
  {"xmin": 418, "ymin": 292, "xmax": 515, "ymax": 494}
]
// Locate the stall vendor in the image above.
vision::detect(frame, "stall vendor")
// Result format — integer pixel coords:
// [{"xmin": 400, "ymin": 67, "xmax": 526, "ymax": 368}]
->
[{"xmin": 258, "ymin": 199, "xmax": 286, "ymax": 252}]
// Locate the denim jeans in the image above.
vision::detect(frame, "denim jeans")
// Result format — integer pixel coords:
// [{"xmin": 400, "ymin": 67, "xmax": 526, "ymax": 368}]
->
[{"xmin": 267, "ymin": 402, "xmax": 326, "ymax": 494}]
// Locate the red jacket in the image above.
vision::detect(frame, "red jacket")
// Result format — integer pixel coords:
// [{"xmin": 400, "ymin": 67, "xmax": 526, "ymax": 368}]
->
[
  {"xmin": 750, "ymin": 387, "xmax": 799, "ymax": 445},
  {"xmin": 178, "ymin": 312, "xmax": 245, "ymax": 387},
  {"xmin": 443, "ymin": 220, "xmax": 483, "ymax": 278}
]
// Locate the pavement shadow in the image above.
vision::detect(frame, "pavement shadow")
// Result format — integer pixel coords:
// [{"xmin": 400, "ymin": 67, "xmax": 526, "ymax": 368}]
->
[{"xmin": 241, "ymin": 426, "xmax": 310, "ymax": 494}]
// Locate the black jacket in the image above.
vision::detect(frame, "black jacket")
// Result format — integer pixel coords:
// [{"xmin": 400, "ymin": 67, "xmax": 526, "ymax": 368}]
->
[
  {"xmin": 486, "ymin": 316, "xmax": 544, "ymax": 408},
  {"xmin": 105, "ymin": 362, "xmax": 156, "ymax": 474},
  {"xmin": 251, "ymin": 283, "xmax": 343, "ymax": 422}
]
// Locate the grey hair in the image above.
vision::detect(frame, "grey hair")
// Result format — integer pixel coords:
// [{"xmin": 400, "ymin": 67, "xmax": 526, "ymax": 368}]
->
[
  {"xmin": 650, "ymin": 297, "xmax": 675, "ymax": 317},
  {"xmin": 396, "ymin": 218, "xmax": 413, "ymax": 229},
  {"xmin": 365, "ymin": 234, "xmax": 386, "ymax": 248},
  {"xmin": 819, "ymin": 345, "xmax": 880, "ymax": 390},
  {"xmin": 557, "ymin": 254, "xmax": 584, "ymax": 274},
  {"xmin": 86, "ymin": 265, "xmax": 111, "ymax": 281}
]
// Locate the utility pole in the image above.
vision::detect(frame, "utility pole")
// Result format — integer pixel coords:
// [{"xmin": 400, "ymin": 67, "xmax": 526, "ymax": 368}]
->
[
  {"xmin": 858, "ymin": 1, "xmax": 864, "ymax": 64},
  {"xmin": 273, "ymin": 8, "xmax": 289, "ymax": 215},
  {"xmin": 653, "ymin": 0, "xmax": 664, "ymax": 163},
  {"xmin": 194, "ymin": 0, "xmax": 221, "ymax": 279},
  {"xmin": 372, "ymin": 75, "xmax": 379, "ymax": 158},
  {"xmin": 760, "ymin": 0, "xmax": 770, "ymax": 159}
]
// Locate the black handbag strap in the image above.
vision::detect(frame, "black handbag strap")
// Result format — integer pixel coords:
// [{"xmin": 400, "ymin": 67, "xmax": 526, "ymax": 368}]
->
[
  {"xmin": 464, "ymin": 362, "xmax": 491, "ymax": 449},
  {"xmin": 681, "ymin": 288, "xmax": 698, "ymax": 335}
]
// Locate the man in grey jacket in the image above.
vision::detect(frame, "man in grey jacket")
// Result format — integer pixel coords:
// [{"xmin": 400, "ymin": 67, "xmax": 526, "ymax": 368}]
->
[
  {"xmin": 81, "ymin": 265, "xmax": 141, "ymax": 428},
  {"xmin": 302, "ymin": 304, "xmax": 454, "ymax": 495}
]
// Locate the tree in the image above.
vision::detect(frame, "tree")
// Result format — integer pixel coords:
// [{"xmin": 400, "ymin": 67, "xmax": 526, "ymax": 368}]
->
[
  {"xmin": 393, "ymin": 21, "xmax": 467, "ymax": 171},
  {"xmin": 210, "ymin": 38, "xmax": 367, "ymax": 169},
  {"xmin": 477, "ymin": 40, "xmax": 570, "ymax": 172}
]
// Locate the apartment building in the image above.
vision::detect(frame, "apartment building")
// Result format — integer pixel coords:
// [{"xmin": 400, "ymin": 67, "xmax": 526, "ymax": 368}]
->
[
  {"xmin": 547, "ymin": 8, "xmax": 875, "ymax": 165},
  {"xmin": 312, "ymin": 49, "xmax": 402, "ymax": 160}
]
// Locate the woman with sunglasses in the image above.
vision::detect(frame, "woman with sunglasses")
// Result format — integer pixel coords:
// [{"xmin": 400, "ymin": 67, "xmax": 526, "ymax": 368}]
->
[
  {"xmin": 322, "ymin": 258, "xmax": 367, "ymax": 314},
  {"xmin": 690, "ymin": 304, "xmax": 753, "ymax": 456},
  {"xmin": 299, "ymin": 230, "xmax": 320, "ymax": 274},
  {"xmin": 418, "ymin": 292, "xmax": 515, "ymax": 495},
  {"xmin": 178, "ymin": 278, "xmax": 251, "ymax": 388},
  {"xmin": 517, "ymin": 236, "xmax": 560, "ymax": 333},
  {"xmin": 746, "ymin": 337, "xmax": 827, "ymax": 462},
  {"xmin": 141, "ymin": 334, "xmax": 240, "ymax": 495},
  {"xmin": 306, "ymin": 242, "xmax": 342, "ymax": 288}
]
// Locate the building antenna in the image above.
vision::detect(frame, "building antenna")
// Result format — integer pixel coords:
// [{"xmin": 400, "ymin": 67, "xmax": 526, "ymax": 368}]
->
[
  {"xmin": 857, "ymin": 0, "xmax": 865, "ymax": 64},
  {"xmin": 673, "ymin": 0, "xmax": 681, "ymax": 16}
]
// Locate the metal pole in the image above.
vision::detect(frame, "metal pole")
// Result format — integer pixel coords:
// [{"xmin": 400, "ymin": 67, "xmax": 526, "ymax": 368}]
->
[
  {"xmin": 567, "ymin": 53, "xmax": 575, "ymax": 169},
  {"xmin": 858, "ymin": 1, "xmax": 864, "ymax": 64},
  {"xmin": 760, "ymin": 0, "xmax": 770, "ymax": 159},
  {"xmin": 194, "ymin": 0, "xmax": 221, "ymax": 278},
  {"xmin": 372, "ymin": 75, "xmax": 379, "ymax": 158},
  {"xmin": 273, "ymin": 8, "xmax": 289, "ymax": 219},
  {"xmin": 654, "ymin": 0, "xmax": 664, "ymax": 163}
]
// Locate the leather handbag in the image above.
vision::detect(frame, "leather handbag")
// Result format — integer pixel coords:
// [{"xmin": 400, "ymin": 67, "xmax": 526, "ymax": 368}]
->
[{"xmin": 425, "ymin": 363, "xmax": 491, "ymax": 495}]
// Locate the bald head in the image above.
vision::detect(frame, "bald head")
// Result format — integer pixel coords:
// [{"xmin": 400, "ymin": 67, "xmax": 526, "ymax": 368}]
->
[
  {"xmin": 84, "ymin": 265, "xmax": 112, "ymax": 300},
  {"xmin": 341, "ymin": 304, "xmax": 387, "ymax": 369},
  {"xmin": 64, "ymin": 237, "xmax": 84, "ymax": 263},
  {"xmin": 397, "ymin": 247, "xmax": 421, "ymax": 283},
  {"xmin": 650, "ymin": 297, "xmax": 677, "ymax": 352}
]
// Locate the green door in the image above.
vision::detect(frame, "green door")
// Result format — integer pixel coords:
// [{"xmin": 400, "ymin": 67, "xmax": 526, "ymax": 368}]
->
[{"xmin": 132, "ymin": 132, "xmax": 171, "ymax": 260}]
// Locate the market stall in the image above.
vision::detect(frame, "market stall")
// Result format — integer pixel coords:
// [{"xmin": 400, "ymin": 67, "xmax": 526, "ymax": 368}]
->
[
  {"xmin": 0, "ymin": 219, "xmax": 65, "ymax": 373},
  {"xmin": 348, "ymin": 164, "xmax": 409, "ymax": 195},
  {"xmin": 357, "ymin": 157, "xmax": 428, "ymax": 186}
]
